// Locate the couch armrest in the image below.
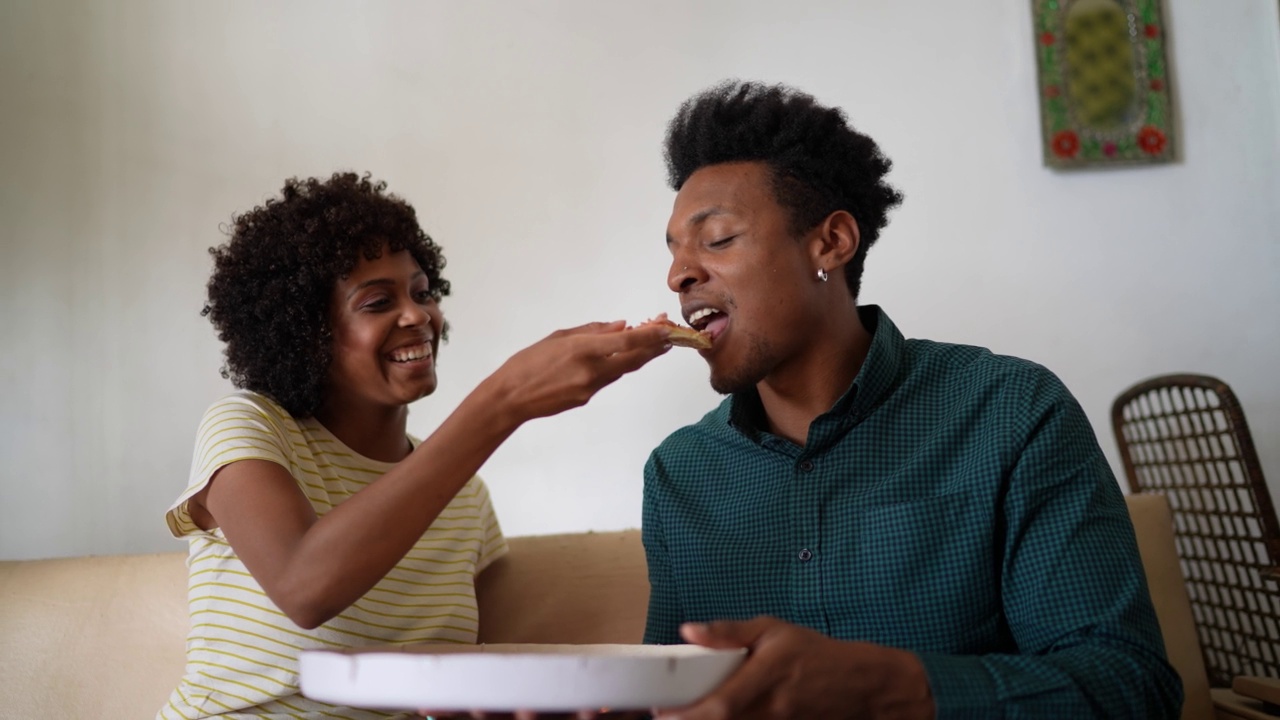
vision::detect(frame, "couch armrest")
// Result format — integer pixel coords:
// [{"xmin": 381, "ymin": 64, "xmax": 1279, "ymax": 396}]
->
[
  {"xmin": 1213, "ymin": 678, "xmax": 1280, "ymax": 720},
  {"xmin": 1214, "ymin": 686, "xmax": 1280, "ymax": 720},
  {"xmin": 1126, "ymin": 494, "xmax": 1216, "ymax": 720}
]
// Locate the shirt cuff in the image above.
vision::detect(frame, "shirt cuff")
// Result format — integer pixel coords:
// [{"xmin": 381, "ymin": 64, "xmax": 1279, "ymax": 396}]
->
[{"xmin": 917, "ymin": 652, "xmax": 998, "ymax": 719}]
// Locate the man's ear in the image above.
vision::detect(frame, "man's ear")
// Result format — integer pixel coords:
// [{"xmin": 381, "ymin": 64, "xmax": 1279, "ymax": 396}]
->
[{"xmin": 810, "ymin": 210, "xmax": 860, "ymax": 273}]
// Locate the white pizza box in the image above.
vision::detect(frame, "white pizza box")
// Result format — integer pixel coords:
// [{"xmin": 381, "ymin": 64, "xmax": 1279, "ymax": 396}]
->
[{"xmin": 299, "ymin": 642, "xmax": 746, "ymax": 712}]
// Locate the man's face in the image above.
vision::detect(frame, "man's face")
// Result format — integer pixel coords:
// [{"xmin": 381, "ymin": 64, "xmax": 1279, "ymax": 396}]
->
[{"xmin": 665, "ymin": 161, "xmax": 823, "ymax": 395}]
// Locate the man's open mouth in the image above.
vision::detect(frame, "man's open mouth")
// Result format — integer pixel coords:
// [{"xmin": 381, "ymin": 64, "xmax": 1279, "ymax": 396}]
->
[{"xmin": 687, "ymin": 307, "xmax": 729, "ymax": 341}]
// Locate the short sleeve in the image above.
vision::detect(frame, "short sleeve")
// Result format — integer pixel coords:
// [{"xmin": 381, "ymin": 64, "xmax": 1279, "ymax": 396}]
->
[
  {"xmin": 472, "ymin": 476, "xmax": 508, "ymax": 573},
  {"xmin": 164, "ymin": 393, "xmax": 293, "ymax": 538}
]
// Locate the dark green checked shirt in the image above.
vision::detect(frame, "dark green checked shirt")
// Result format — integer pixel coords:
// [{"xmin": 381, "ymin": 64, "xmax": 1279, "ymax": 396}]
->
[{"xmin": 642, "ymin": 306, "xmax": 1182, "ymax": 719}]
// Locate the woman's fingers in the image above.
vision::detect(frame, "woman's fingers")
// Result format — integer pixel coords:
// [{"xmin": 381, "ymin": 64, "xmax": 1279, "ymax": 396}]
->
[
  {"xmin": 582, "ymin": 323, "xmax": 672, "ymax": 356},
  {"xmin": 579, "ymin": 324, "xmax": 672, "ymax": 378},
  {"xmin": 548, "ymin": 320, "xmax": 628, "ymax": 339},
  {"xmin": 490, "ymin": 320, "xmax": 675, "ymax": 422}
]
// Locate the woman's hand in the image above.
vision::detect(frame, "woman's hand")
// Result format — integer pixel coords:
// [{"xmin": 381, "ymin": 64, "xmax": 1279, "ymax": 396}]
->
[{"xmin": 482, "ymin": 320, "xmax": 671, "ymax": 426}]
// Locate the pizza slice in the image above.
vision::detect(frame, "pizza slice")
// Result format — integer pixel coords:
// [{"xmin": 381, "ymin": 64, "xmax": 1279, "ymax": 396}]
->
[{"xmin": 641, "ymin": 313, "xmax": 713, "ymax": 350}]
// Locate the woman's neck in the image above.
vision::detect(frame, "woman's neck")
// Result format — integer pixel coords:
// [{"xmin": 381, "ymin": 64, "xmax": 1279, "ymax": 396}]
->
[{"xmin": 313, "ymin": 396, "xmax": 412, "ymax": 463}]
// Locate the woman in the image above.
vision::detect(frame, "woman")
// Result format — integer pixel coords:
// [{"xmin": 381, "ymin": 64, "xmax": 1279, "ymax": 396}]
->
[{"xmin": 158, "ymin": 172, "xmax": 671, "ymax": 719}]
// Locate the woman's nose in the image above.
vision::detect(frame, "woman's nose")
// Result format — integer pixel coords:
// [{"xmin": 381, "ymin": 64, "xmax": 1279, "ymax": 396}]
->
[{"xmin": 399, "ymin": 298, "xmax": 431, "ymax": 327}]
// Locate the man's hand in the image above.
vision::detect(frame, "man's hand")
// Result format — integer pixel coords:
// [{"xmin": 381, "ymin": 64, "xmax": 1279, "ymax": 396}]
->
[
  {"xmin": 656, "ymin": 617, "xmax": 936, "ymax": 720},
  {"xmin": 418, "ymin": 711, "xmax": 647, "ymax": 720}
]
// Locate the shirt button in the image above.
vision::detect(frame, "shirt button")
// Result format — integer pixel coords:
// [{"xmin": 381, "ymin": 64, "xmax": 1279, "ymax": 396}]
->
[
  {"xmin": 799, "ymin": 460, "xmax": 815, "ymax": 472},
  {"xmin": 798, "ymin": 549, "xmax": 814, "ymax": 561}
]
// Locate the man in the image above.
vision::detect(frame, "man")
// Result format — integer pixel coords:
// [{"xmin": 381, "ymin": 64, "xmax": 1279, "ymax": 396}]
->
[{"xmin": 643, "ymin": 81, "xmax": 1182, "ymax": 719}]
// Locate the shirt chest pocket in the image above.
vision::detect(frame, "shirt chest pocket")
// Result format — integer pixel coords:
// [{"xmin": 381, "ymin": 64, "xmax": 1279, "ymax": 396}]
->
[{"xmin": 825, "ymin": 492, "xmax": 1001, "ymax": 650}]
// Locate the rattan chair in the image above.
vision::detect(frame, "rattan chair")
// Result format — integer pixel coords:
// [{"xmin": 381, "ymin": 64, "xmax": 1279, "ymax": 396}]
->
[{"xmin": 1112, "ymin": 374, "xmax": 1280, "ymax": 688}]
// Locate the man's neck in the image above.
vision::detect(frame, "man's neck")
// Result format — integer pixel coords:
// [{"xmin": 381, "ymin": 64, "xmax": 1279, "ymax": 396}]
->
[
  {"xmin": 757, "ymin": 304, "xmax": 872, "ymax": 446},
  {"xmin": 313, "ymin": 395, "xmax": 411, "ymax": 463}
]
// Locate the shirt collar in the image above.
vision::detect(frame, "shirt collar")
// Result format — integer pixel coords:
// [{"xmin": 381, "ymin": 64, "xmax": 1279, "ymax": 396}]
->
[
  {"xmin": 728, "ymin": 305, "xmax": 906, "ymax": 437},
  {"xmin": 843, "ymin": 304, "xmax": 905, "ymax": 421}
]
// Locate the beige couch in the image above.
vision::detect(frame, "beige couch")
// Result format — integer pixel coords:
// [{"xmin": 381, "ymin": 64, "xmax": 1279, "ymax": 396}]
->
[{"xmin": 0, "ymin": 495, "xmax": 1271, "ymax": 719}]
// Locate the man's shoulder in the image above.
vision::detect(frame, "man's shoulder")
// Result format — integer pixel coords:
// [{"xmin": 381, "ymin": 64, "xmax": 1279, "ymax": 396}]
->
[
  {"xmin": 903, "ymin": 337, "xmax": 1065, "ymax": 394},
  {"xmin": 896, "ymin": 335, "xmax": 1085, "ymax": 430},
  {"xmin": 649, "ymin": 397, "xmax": 738, "ymax": 464}
]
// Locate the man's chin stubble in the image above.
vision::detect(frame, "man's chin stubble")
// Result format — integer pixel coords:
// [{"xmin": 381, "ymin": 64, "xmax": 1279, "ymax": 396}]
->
[{"xmin": 709, "ymin": 341, "xmax": 773, "ymax": 396}]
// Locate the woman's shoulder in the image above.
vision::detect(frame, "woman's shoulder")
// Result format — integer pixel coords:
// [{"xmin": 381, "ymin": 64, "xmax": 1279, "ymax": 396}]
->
[
  {"xmin": 205, "ymin": 388, "xmax": 291, "ymax": 415},
  {"xmin": 200, "ymin": 389, "xmax": 298, "ymax": 427},
  {"xmin": 192, "ymin": 390, "xmax": 309, "ymax": 453}
]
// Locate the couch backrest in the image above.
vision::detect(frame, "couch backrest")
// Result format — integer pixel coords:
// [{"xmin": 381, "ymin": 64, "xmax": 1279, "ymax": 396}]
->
[
  {"xmin": 0, "ymin": 501, "xmax": 1210, "ymax": 719},
  {"xmin": 0, "ymin": 551, "xmax": 189, "ymax": 719},
  {"xmin": 477, "ymin": 529, "xmax": 649, "ymax": 644},
  {"xmin": 0, "ymin": 531, "xmax": 651, "ymax": 719}
]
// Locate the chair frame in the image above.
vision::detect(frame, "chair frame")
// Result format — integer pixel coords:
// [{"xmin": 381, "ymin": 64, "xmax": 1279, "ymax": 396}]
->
[{"xmin": 1112, "ymin": 373, "xmax": 1280, "ymax": 687}]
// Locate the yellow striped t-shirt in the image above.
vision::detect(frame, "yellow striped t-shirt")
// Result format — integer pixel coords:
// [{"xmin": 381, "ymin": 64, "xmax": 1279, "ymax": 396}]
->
[{"xmin": 158, "ymin": 390, "xmax": 507, "ymax": 720}]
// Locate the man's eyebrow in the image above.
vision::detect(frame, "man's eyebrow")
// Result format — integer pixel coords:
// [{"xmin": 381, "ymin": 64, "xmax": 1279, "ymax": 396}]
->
[
  {"xmin": 689, "ymin": 207, "xmax": 731, "ymax": 225},
  {"xmin": 666, "ymin": 207, "xmax": 733, "ymax": 246}
]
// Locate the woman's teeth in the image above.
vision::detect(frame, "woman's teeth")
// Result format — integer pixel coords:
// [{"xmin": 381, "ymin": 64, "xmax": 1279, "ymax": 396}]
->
[{"xmin": 390, "ymin": 344, "xmax": 431, "ymax": 363}]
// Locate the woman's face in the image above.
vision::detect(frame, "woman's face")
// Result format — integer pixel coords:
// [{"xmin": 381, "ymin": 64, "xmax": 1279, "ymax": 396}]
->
[{"xmin": 324, "ymin": 243, "xmax": 444, "ymax": 413}]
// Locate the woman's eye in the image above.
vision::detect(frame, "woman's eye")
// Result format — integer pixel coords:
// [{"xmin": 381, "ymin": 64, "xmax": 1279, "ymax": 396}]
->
[
  {"xmin": 414, "ymin": 290, "xmax": 434, "ymax": 302},
  {"xmin": 362, "ymin": 297, "xmax": 390, "ymax": 310},
  {"xmin": 709, "ymin": 236, "xmax": 736, "ymax": 248}
]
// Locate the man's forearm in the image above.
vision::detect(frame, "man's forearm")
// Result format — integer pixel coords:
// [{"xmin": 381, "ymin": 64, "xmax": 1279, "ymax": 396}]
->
[{"xmin": 918, "ymin": 642, "xmax": 1182, "ymax": 719}]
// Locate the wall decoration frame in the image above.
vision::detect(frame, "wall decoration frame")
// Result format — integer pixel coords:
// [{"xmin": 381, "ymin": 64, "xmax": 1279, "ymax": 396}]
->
[{"xmin": 1032, "ymin": 0, "xmax": 1176, "ymax": 168}]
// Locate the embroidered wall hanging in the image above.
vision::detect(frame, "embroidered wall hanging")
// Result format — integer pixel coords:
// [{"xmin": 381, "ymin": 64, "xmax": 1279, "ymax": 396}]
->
[{"xmin": 1032, "ymin": 0, "xmax": 1176, "ymax": 168}]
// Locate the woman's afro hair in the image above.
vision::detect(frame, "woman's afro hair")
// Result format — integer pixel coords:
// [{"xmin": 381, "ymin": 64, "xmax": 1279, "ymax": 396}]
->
[{"xmin": 202, "ymin": 172, "xmax": 449, "ymax": 417}]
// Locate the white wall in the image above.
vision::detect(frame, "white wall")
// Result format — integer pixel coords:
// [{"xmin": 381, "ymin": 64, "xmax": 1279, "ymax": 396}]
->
[{"xmin": 2, "ymin": 0, "xmax": 1278, "ymax": 560}]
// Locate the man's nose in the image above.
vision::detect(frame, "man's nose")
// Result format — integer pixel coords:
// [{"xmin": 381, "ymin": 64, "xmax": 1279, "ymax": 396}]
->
[{"xmin": 668, "ymin": 257, "xmax": 701, "ymax": 293}]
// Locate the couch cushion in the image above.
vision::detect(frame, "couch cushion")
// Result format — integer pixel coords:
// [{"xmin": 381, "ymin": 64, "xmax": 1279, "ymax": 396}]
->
[
  {"xmin": 477, "ymin": 529, "xmax": 649, "ymax": 645},
  {"xmin": 0, "ymin": 551, "xmax": 189, "ymax": 719}
]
